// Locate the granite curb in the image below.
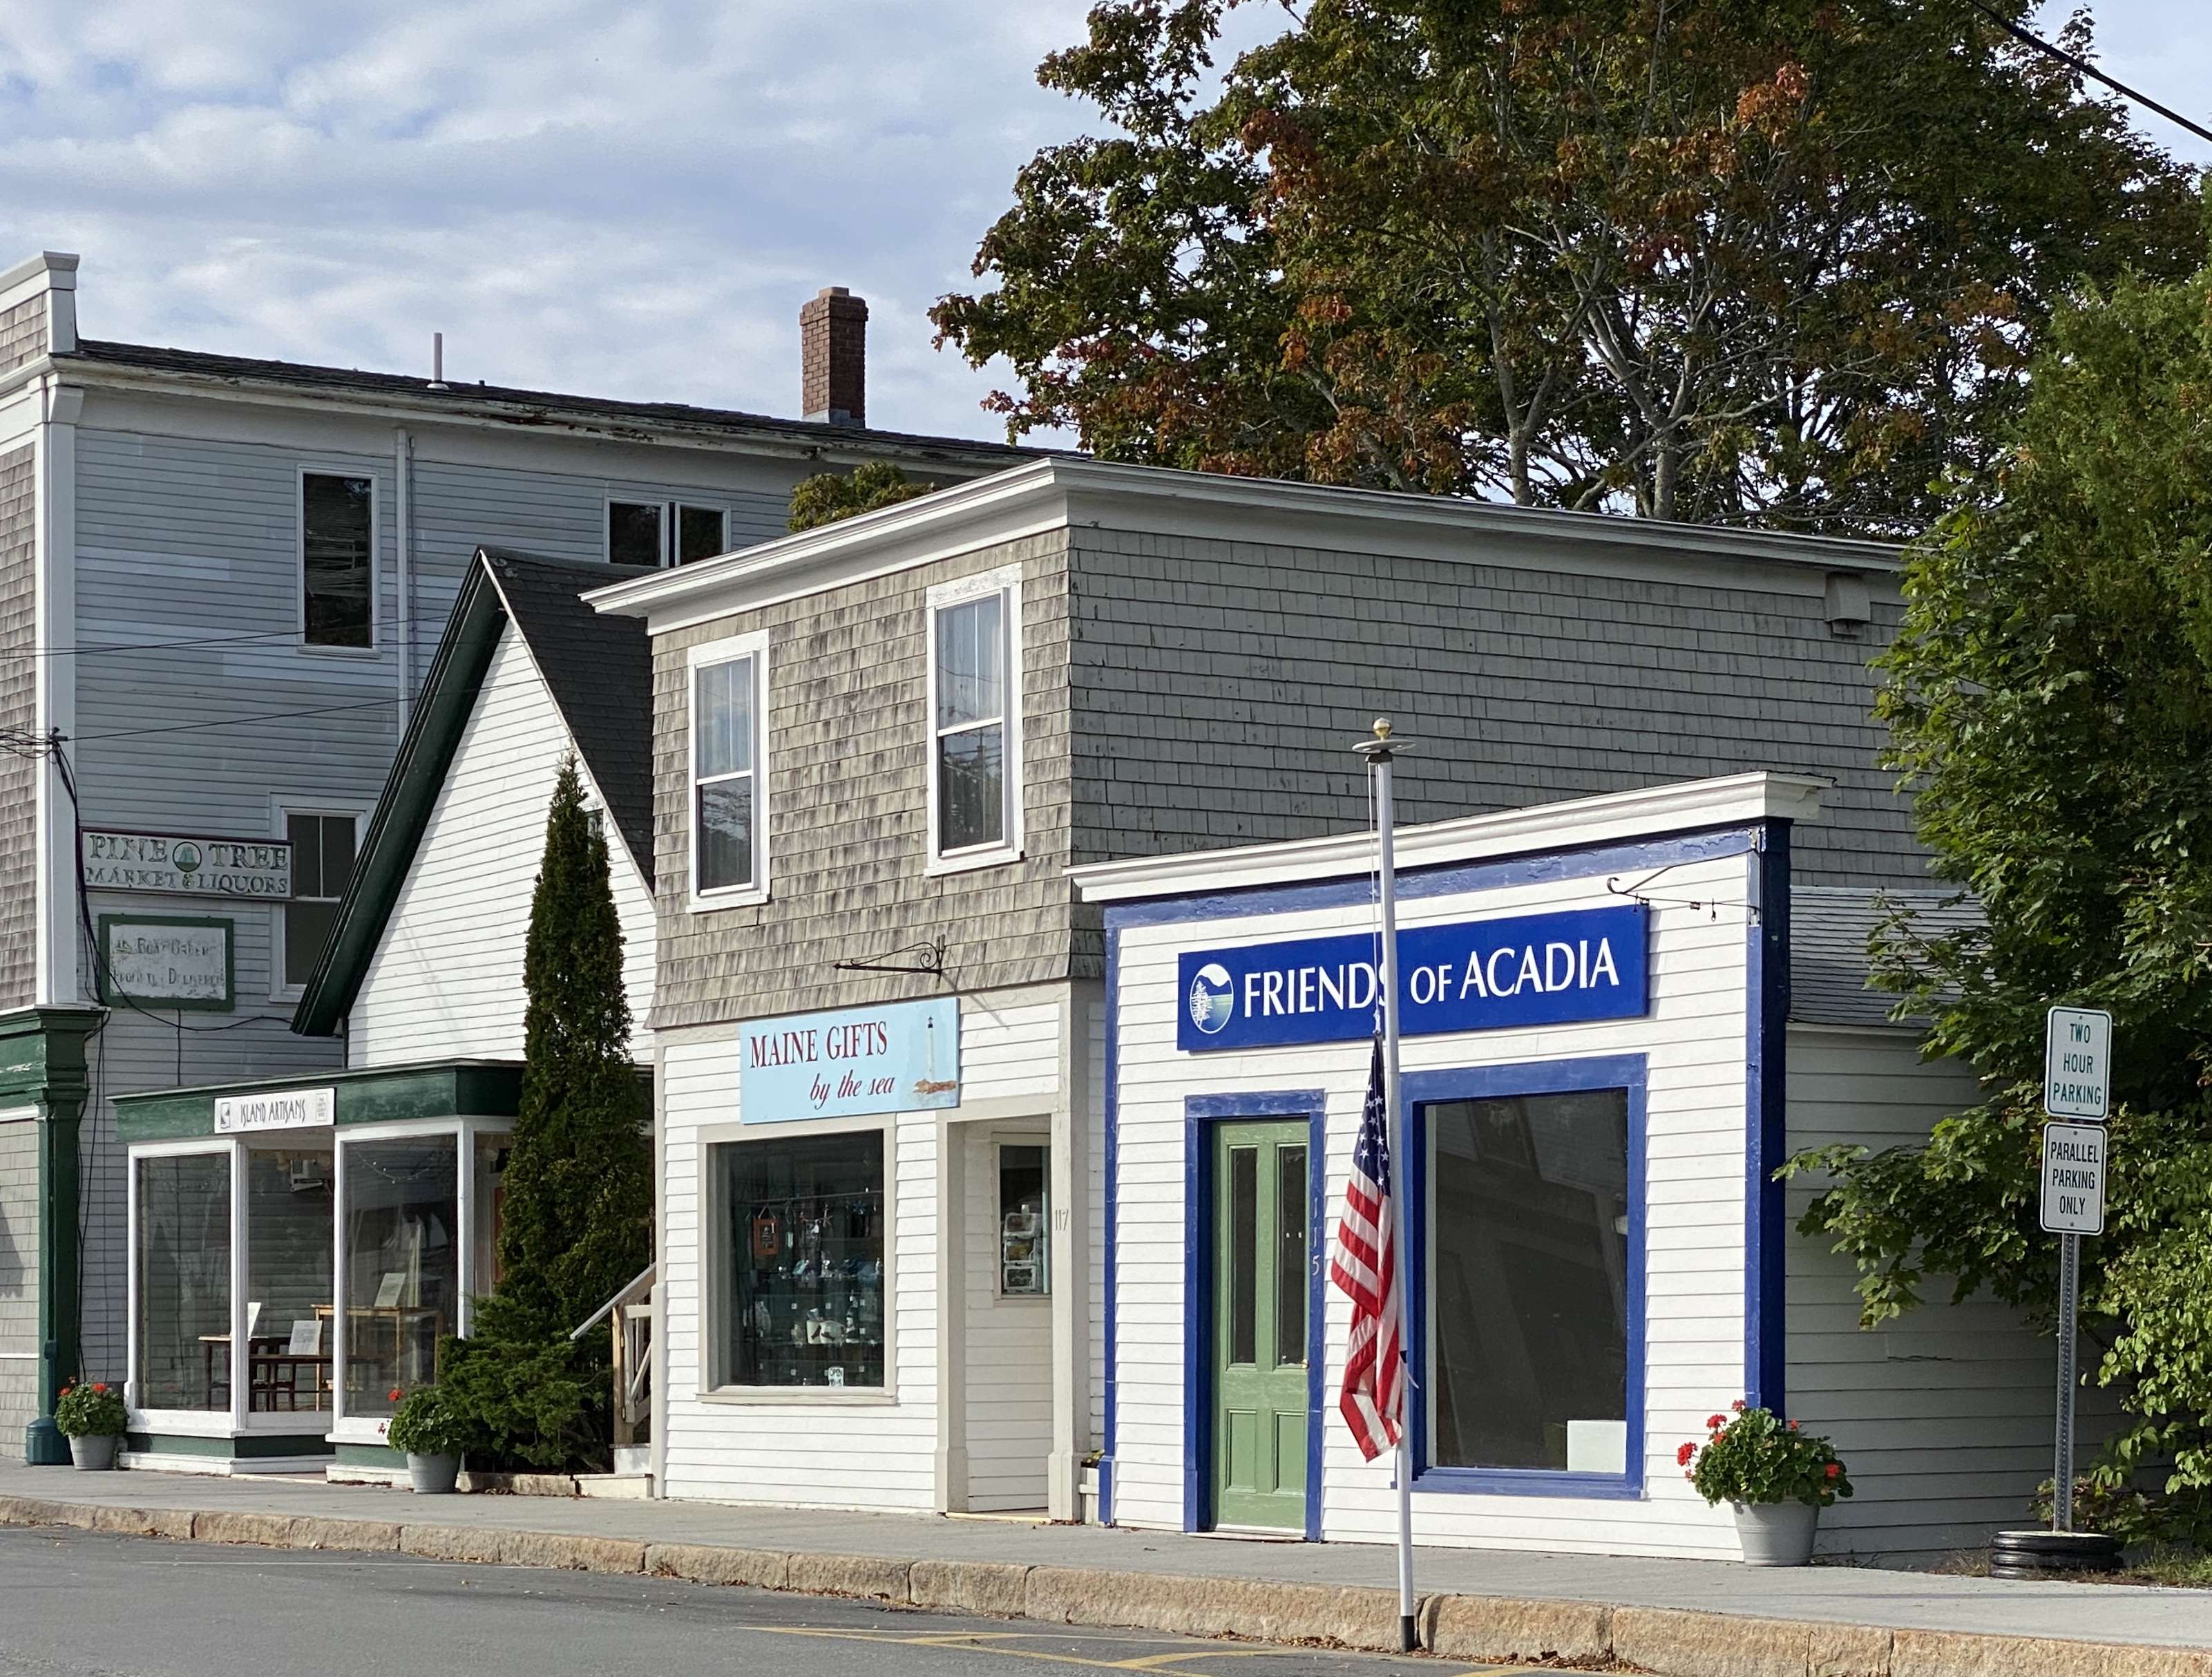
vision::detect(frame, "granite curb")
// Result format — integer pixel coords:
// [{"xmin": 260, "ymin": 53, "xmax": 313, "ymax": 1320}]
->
[{"xmin": 3, "ymin": 1493, "xmax": 2208, "ymax": 1676}]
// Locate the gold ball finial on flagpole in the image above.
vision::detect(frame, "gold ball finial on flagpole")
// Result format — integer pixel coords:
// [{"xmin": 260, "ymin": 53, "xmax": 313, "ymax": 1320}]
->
[{"xmin": 1373, "ymin": 718, "xmax": 1392, "ymax": 741}]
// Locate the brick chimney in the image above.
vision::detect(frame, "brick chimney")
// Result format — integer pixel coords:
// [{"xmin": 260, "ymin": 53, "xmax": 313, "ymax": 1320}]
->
[{"xmin": 800, "ymin": 286, "xmax": 867, "ymax": 426}]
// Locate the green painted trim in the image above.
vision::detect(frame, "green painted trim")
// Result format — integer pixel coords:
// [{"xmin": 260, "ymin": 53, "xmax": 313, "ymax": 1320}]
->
[
  {"xmin": 292, "ymin": 556, "xmax": 510, "ymax": 1037},
  {"xmin": 95, "ymin": 913, "xmax": 236, "ymax": 1012},
  {"xmin": 335, "ymin": 1441, "xmax": 406, "ymax": 1468},
  {"xmin": 115, "ymin": 1059, "xmax": 526, "ymax": 1142},
  {"xmin": 126, "ymin": 1432, "xmax": 333, "ymax": 1460}
]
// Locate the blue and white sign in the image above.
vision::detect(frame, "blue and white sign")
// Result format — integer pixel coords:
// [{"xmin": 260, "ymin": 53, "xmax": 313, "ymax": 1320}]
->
[
  {"xmin": 1177, "ymin": 904, "xmax": 1648, "ymax": 1052},
  {"xmin": 741, "ymin": 996, "xmax": 961, "ymax": 1121}
]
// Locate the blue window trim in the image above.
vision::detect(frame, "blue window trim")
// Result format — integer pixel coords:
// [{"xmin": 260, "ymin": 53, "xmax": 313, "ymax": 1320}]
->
[
  {"xmin": 1745, "ymin": 822, "xmax": 1790, "ymax": 1412},
  {"xmin": 1098, "ymin": 819, "xmax": 1784, "ymax": 1529},
  {"xmin": 1402, "ymin": 1054, "xmax": 1648, "ymax": 1499},
  {"xmin": 1181, "ymin": 1092, "xmax": 1327, "ymax": 1539}
]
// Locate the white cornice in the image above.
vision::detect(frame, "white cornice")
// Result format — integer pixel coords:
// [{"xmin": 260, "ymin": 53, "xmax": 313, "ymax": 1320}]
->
[
  {"xmin": 1070, "ymin": 771, "xmax": 1830, "ymax": 904},
  {"xmin": 587, "ymin": 458, "xmax": 1904, "ymax": 632}
]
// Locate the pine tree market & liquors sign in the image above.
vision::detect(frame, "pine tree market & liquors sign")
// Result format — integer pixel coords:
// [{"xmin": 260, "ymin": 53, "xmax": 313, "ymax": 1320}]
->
[{"xmin": 80, "ymin": 829, "xmax": 292, "ymax": 898}]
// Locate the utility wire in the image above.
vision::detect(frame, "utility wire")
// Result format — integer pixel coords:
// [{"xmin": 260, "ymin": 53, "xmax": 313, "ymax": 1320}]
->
[
  {"xmin": 3, "ymin": 695, "xmax": 404, "ymax": 747},
  {"xmin": 0, "ymin": 626, "xmax": 357, "ymax": 661},
  {"xmin": 1967, "ymin": 0, "xmax": 2212, "ymax": 147}
]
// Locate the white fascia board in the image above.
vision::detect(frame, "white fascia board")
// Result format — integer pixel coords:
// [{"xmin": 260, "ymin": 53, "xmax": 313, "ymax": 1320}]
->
[
  {"xmin": 1069, "ymin": 770, "xmax": 1830, "ymax": 904},
  {"xmin": 587, "ymin": 457, "xmax": 1901, "ymax": 634}
]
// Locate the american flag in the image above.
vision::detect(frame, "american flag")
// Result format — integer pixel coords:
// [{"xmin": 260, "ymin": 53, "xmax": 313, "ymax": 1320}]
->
[{"xmin": 1330, "ymin": 1037, "xmax": 1404, "ymax": 1461}]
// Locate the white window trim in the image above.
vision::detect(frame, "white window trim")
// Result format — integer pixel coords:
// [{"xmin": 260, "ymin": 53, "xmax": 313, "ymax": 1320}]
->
[
  {"xmin": 696, "ymin": 1114, "xmax": 897, "ymax": 1405},
  {"xmin": 687, "ymin": 630, "xmax": 771, "ymax": 911},
  {"xmin": 269, "ymin": 800, "xmax": 365, "ymax": 1003},
  {"xmin": 296, "ymin": 465, "xmax": 380, "ymax": 656},
  {"xmin": 605, "ymin": 493, "xmax": 732, "ymax": 569},
  {"xmin": 924, "ymin": 565, "xmax": 1024, "ymax": 876}
]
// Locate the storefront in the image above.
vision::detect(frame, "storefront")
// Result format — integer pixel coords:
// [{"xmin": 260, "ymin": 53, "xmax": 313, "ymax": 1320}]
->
[
  {"xmin": 1073, "ymin": 771, "xmax": 2025, "ymax": 1562},
  {"xmin": 112, "ymin": 1062, "xmax": 519, "ymax": 1477}
]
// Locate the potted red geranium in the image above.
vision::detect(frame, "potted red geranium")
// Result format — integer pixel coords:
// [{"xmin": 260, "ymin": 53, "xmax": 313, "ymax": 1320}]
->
[
  {"xmin": 1681, "ymin": 1401, "xmax": 1852, "ymax": 1566},
  {"xmin": 54, "ymin": 1381, "xmax": 127, "ymax": 1470}
]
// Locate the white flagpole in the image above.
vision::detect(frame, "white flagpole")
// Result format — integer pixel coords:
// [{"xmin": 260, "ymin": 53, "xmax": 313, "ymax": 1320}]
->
[{"xmin": 1359, "ymin": 717, "xmax": 1416, "ymax": 1653}]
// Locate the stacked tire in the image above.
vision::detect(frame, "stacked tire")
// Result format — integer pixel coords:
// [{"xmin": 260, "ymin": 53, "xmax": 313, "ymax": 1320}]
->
[{"xmin": 1988, "ymin": 1530, "xmax": 2122, "ymax": 1579}]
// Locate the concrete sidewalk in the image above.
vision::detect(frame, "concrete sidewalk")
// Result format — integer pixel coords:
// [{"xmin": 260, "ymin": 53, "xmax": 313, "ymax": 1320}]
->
[{"xmin": 1, "ymin": 1463, "xmax": 2204, "ymax": 1674}]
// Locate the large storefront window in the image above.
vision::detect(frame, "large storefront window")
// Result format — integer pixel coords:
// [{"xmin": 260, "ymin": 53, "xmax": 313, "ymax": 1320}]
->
[
  {"xmin": 473, "ymin": 1131, "xmax": 508, "ymax": 1302},
  {"xmin": 135, "ymin": 1153, "xmax": 231, "ymax": 1411},
  {"xmin": 245, "ymin": 1144, "xmax": 334, "ymax": 1412},
  {"xmin": 723, "ymin": 1130, "xmax": 886, "ymax": 1390},
  {"xmin": 342, "ymin": 1136, "xmax": 457, "ymax": 1417},
  {"xmin": 1427, "ymin": 1086, "xmax": 1630, "ymax": 1473}
]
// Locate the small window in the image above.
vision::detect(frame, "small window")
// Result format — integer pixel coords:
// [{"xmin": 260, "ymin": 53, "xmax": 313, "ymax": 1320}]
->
[
  {"xmin": 302, "ymin": 473, "xmax": 372, "ymax": 648},
  {"xmin": 609, "ymin": 501, "xmax": 662, "ymax": 567},
  {"xmin": 998, "ymin": 1141, "xmax": 1048, "ymax": 1296},
  {"xmin": 283, "ymin": 811, "xmax": 359, "ymax": 989},
  {"xmin": 676, "ymin": 504, "xmax": 727, "ymax": 566},
  {"xmin": 930, "ymin": 585, "xmax": 1016, "ymax": 860},
  {"xmin": 692, "ymin": 652, "xmax": 761, "ymax": 896},
  {"xmin": 722, "ymin": 1130, "xmax": 886, "ymax": 1389}
]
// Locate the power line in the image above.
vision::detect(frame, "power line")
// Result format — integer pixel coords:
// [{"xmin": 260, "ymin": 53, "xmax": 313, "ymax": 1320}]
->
[
  {"xmin": 18, "ymin": 696, "xmax": 405, "ymax": 746},
  {"xmin": 0, "ymin": 626, "xmax": 347, "ymax": 661},
  {"xmin": 1968, "ymin": 0, "xmax": 2212, "ymax": 147}
]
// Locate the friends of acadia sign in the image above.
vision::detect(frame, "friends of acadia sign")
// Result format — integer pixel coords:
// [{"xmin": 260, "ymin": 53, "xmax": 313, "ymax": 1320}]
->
[{"xmin": 1178, "ymin": 903, "xmax": 1648, "ymax": 1052}]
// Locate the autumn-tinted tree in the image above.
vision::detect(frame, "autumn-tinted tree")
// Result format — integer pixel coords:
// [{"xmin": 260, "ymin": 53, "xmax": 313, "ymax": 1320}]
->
[
  {"xmin": 933, "ymin": 0, "xmax": 2201, "ymax": 533},
  {"xmin": 788, "ymin": 462, "xmax": 938, "ymax": 531},
  {"xmin": 1790, "ymin": 258, "xmax": 2212, "ymax": 1536}
]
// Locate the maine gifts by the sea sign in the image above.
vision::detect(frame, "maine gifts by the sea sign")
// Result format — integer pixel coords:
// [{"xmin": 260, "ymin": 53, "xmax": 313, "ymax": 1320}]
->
[
  {"xmin": 81, "ymin": 829, "xmax": 292, "ymax": 899},
  {"xmin": 1178, "ymin": 903, "xmax": 1649, "ymax": 1052},
  {"xmin": 740, "ymin": 996, "xmax": 962, "ymax": 1121}
]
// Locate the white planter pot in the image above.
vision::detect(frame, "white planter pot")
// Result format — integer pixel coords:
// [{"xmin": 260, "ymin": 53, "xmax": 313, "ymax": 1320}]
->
[
  {"xmin": 68, "ymin": 1434, "xmax": 120, "ymax": 1471},
  {"xmin": 1731, "ymin": 1499, "xmax": 1819, "ymax": 1566},
  {"xmin": 408, "ymin": 1452, "xmax": 461, "ymax": 1494}
]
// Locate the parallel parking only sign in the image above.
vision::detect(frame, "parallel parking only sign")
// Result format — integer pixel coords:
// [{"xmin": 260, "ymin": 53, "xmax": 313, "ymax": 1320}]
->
[{"xmin": 2041, "ymin": 1122, "xmax": 2106, "ymax": 1237}]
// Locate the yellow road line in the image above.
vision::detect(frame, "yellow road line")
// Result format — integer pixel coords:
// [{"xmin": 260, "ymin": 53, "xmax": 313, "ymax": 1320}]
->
[{"xmin": 1104, "ymin": 1653, "xmax": 1274, "ymax": 1669}]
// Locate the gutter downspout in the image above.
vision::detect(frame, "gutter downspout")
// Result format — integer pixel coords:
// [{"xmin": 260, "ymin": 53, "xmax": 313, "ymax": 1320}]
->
[{"xmin": 394, "ymin": 427, "xmax": 413, "ymax": 725}]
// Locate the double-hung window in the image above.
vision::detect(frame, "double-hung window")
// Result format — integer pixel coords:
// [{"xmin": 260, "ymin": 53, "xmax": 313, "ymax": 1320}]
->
[
  {"xmin": 926, "ymin": 567, "xmax": 1021, "ymax": 870},
  {"xmin": 609, "ymin": 500, "xmax": 729, "ymax": 568},
  {"xmin": 301, "ymin": 472, "xmax": 374, "ymax": 648},
  {"xmin": 278, "ymin": 808, "xmax": 361, "ymax": 992},
  {"xmin": 689, "ymin": 634, "xmax": 768, "ymax": 904}
]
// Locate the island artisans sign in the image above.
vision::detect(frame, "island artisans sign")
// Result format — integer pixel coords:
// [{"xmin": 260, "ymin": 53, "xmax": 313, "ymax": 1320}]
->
[
  {"xmin": 97, "ymin": 915, "xmax": 233, "ymax": 1010},
  {"xmin": 214, "ymin": 1086, "xmax": 334, "ymax": 1134},
  {"xmin": 740, "ymin": 997, "xmax": 960, "ymax": 1121},
  {"xmin": 82, "ymin": 830, "xmax": 291, "ymax": 898},
  {"xmin": 1178, "ymin": 903, "xmax": 1649, "ymax": 1052}
]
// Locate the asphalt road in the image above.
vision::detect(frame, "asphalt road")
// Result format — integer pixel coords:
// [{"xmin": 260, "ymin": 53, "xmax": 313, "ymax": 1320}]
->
[{"xmin": 0, "ymin": 1528, "xmax": 1540, "ymax": 1677}]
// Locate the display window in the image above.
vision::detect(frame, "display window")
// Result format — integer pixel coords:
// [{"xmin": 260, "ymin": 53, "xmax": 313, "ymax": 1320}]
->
[
  {"xmin": 340, "ymin": 1135, "xmax": 458, "ymax": 1417},
  {"xmin": 134, "ymin": 1151, "xmax": 232, "ymax": 1411},
  {"xmin": 720, "ymin": 1129, "xmax": 886, "ymax": 1390},
  {"xmin": 243, "ymin": 1142, "xmax": 335, "ymax": 1412}
]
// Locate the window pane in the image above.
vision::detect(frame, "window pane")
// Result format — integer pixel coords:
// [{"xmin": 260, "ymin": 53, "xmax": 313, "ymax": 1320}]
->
[
  {"xmin": 937, "ymin": 723, "xmax": 1004, "ymax": 853},
  {"xmin": 1275, "ymin": 1144, "xmax": 1306, "ymax": 1368},
  {"xmin": 998, "ymin": 1143, "xmax": 1048, "ymax": 1296},
  {"xmin": 694, "ymin": 659, "xmax": 752, "ymax": 779},
  {"xmin": 935, "ymin": 594, "xmax": 1004, "ymax": 729},
  {"xmin": 341, "ymin": 1136, "xmax": 458, "ymax": 1417},
  {"xmin": 245, "ymin": 1145, "xmax": 334, "ymax": 1413},
  {"xmin": 321, "ymin": 816, "xmax": 358, "ymax": 896},
  {"xmin": 696, "ymin": 777, "xmax": 754, "ymax": 891},
  {"xmin": 284, "ymin": 898, "xmax": 338, "ymax": 988},
  {"xmin": 135, "ymin": 1153, "xmax": 231, "ymax": 1410},
  {"xmin": 1428, "ymin": 1088, "xmax": 1630, "ymax": 1471},
  {"xmin": 303, "ymin": 474, "xmax": 372, "ymax": 648},
  {"xmin": 287, "ymin": 813, "xmax": 324, "ymax": 899},
  {"xmin": 1228, "ymin": 1146, "xmax": 1257, "ymax": 1367},
  {"xmin": 609, "ymin": 501, "xmax": 662, "ymax": 567},
  {"xmin": 677, "ymin": 505, "xmax": 725, "ymax": 565},
  {"xmin": 473, "ymin": 1133, "xmax": 508, "ymax": 1304},
  {"xmin": 724, "ymin": 1131, "xmax": 885, "ymax": 1389}
]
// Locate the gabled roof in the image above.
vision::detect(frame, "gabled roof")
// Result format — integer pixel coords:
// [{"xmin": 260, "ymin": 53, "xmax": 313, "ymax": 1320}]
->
[
  {"xmin": 291, "ymin": 548, "xmax": 654, "ymax": 1038},
  {"xmin": 1790, "ymin": 886, "xmax": 1979, "ymax": 1028}
]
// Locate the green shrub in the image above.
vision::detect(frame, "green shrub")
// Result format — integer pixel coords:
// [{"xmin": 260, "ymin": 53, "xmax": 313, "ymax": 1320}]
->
[
  {"xmin": 1681, "ymin": 1402, "xmax": 1853, "ymax": 1508},
  {"xmin": 384, "ymin": 1385, "xmax": 470, "ymax": 1459},
  {"xmin": 432, "ymin": 1334, "xmax": 593, "ymax": 1472},
  {"xmin": 54, "ymin": 1381, "xmax": 126, "ymax": 1439}
]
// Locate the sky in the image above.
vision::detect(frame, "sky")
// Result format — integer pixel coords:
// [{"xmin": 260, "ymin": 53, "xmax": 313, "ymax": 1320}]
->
[{"xmin": 1, "ymin": 1, "xmax": 2208, "ymax": 446}]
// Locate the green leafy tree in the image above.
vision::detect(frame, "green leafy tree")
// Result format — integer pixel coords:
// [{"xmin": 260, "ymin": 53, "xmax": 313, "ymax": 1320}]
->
[
  {"xmin": 788, "ymin": 462, "xmax": 937, "ymax": 532},
  {"xmin": 933, "ymin": 0, "xmax": 2201, "ymax": 532},
  {"xmin": 1791, "ymin": 255, "xmax": 2212, "ymax": 1530},
  {"xmin": 444, "ymin": 757, "xmax": 649, "ymax": 1468}
]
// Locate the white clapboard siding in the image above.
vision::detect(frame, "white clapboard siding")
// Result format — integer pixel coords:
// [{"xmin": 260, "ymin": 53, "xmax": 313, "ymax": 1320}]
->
[
  {"xmin": 1109, "ymin": 855, "xmax": 1756, "ymax": 1557},
  {"xmin": 1087, "ymin": 994, "xmax": 1107, "ymax": 1453},
  {"xmin": 1784, "ymin": 1025, "xmax": 2119, "ymax": 1560},
  {"xmin": 963, "ymin": 1124, "xmax": 1053, "ymax": 1510},
  {"xmin": 349, "ymin": 626, "xmax": 656, "ymax": 1066},
  {"xmin": 659, "ymin": 993, "xmax": 1070, "ymax": 1511}
]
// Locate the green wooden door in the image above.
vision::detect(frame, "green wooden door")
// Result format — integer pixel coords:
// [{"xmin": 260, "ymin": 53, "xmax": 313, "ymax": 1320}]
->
[{"xmin": 1212, "ymin": 1121, "xmax": 1312, "ymax": 1531}]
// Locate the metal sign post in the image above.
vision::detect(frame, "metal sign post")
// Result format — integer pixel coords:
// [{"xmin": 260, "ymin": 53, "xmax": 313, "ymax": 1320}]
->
[{"xmin": 2039, "ymin": 1009, "xmax": 2110, "ymax": 1538}]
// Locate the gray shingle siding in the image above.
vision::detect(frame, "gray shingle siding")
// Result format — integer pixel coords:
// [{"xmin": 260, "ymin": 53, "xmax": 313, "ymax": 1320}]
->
[
  {"xmin": 650, "ymin": 531, "xmax": 1075, "ymax": 1030},
  {"xmin": 0, "ymin": 445, "xmax": 35, "ymax": 1010},
  {"xmin": 0, "ymin": 296, "xmax": 44, "ymax": 377}
]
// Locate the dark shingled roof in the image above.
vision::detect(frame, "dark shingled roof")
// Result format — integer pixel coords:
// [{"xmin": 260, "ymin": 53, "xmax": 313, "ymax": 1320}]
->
[
  {"xmin": 292, "ymin": 547, "xmax": 655, "ymax": 1039},
  {"xmin": 1791, "ymin": 886, "xmax": 1979, "ymax": 1029},
  {"xmin": 62, "ymin": 338, "xmax": 1036, "ymax": 463}
]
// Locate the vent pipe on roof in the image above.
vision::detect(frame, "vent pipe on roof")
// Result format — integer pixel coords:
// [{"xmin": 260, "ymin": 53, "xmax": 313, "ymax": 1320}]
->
[
  {"xmin": 428, "ymin": 331, "xmax": 447, "ymax": 390},
  {"xmin": 801, "ymin": 286, "xmax": 867, "ymax": 426}
]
